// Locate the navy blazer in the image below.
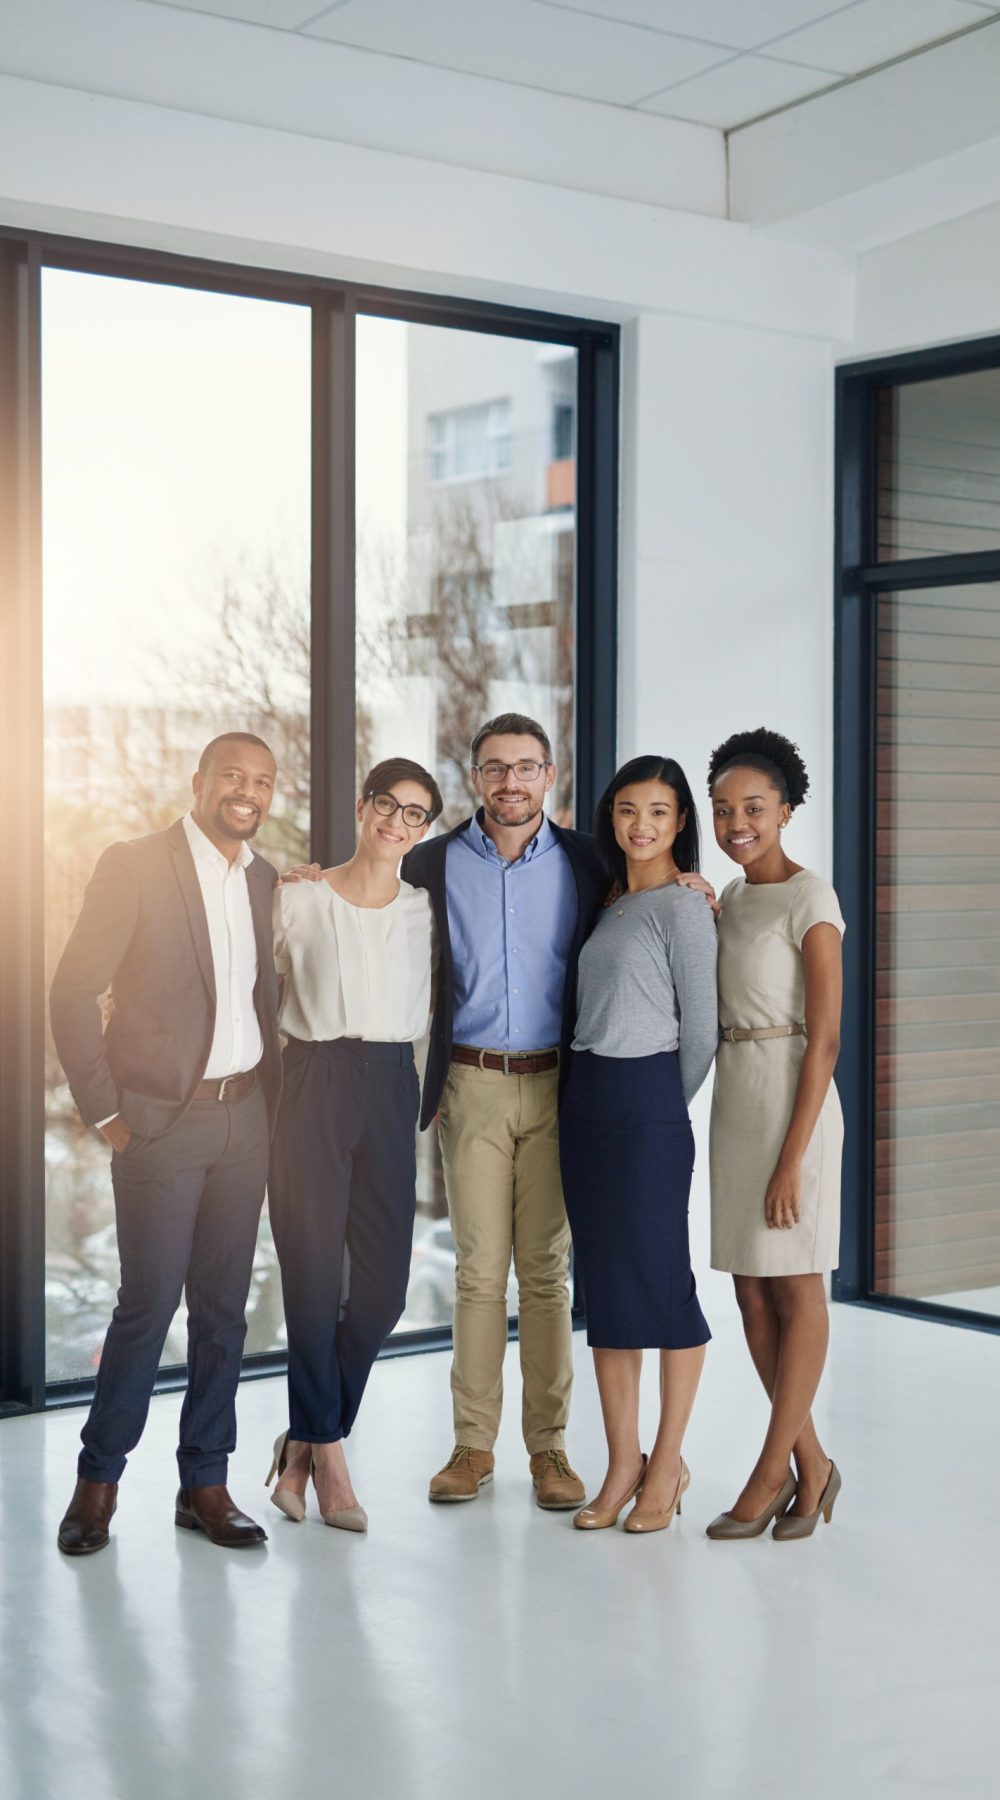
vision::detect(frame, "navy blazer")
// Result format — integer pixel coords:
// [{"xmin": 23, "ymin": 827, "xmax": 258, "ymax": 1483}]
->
[
  {"xmin": 50, "ymin": 818, "xmax": 283, "ymax": 1143},
  {"xmin": 402, "ymin": 814, "xmax": 606, "ymax": 1131}
]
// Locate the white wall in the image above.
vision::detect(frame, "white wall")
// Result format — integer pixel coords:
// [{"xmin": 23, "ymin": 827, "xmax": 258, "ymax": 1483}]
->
[
  {"xmin": 852, "ymin": 198, "xmax": 1000, "ymax": 354},
  {"xmin": 620, "ymin": 313, "xmax": 835, "ymax": 1316}
]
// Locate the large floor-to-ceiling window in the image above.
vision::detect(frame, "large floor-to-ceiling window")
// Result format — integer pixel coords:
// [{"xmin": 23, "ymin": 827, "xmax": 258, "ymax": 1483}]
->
[
  {"xmin": 0, "ymin": 234, "xmax": 618, "ymax": 1411},
  {"xmin": 835, "ymin": 347, "xmax": 1000, "ymax": 1330},
  {"xmin": 356, "ymin": 317, "xmax": 580, "ymax": 1328}
]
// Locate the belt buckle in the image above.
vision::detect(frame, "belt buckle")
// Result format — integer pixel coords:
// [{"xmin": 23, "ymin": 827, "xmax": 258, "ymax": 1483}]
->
[
  {"xmin": 502, "ymin": 1051, "xmax": 511, "ymax": 1075},
  {"xmin": 217, "ymin": 1075, "xmax": 233, "ymax": 1103}
]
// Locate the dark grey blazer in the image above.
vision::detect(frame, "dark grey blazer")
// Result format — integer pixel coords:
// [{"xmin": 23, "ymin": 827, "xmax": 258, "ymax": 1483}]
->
[{"xmin": 49, "ymin": 818, "xmax": 282, "ymax": 1142}]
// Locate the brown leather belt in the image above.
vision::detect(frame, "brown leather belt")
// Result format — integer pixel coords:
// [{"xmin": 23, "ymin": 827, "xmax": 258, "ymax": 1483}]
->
[
  {"xmin": 452, "ymin": 1044, "xmax": 559, "ymax": 1076},
  {"xmin": 192, "ymin": 1067, "xmax": 260, "ymax": 1104},
  {"xmin": 719, "ymin": 1024, "xmax": 805, "ymax": 1044}
]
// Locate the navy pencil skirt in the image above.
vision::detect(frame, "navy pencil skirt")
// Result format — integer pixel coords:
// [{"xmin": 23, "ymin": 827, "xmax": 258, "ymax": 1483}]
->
[{"xmin": 559, "ymin": 1049, "xmax": 711, "ymax": 1351}]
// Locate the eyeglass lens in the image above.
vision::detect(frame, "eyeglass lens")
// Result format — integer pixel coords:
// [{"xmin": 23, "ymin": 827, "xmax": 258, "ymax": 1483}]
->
[
  {"xmin": 479, "ymin": 760, "xmax": 543, "ymax": 780},
  {"xmin": 372, "ymin": 792, "xmax": 428, "ymax": 826}
]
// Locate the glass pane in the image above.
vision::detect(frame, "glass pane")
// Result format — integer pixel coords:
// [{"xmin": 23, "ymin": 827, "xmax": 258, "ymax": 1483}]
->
[
  {"xmin": 878, "ymin": 371, "xmax": 1000, "ymax": 560},
  {"xmin": 42, "ymin": 269, "xmax": 311, "ymax": 1382},
  {"xmin": 876, "ymin": 582, "xmax": 1000, "ymax": 1315},
  {"xmin": 356, "ymin": 318, "xmax": 577, "ymax": 1330}
]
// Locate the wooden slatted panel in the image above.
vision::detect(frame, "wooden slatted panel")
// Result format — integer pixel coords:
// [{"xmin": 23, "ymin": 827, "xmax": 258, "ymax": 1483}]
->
[
  {"xmin": 875, "ymin": 582, "xmax": 1000, "ymax": 1301},
  {"xmin": 878, "ymin": 375, "xmax": 1000, "ymax": 560}
]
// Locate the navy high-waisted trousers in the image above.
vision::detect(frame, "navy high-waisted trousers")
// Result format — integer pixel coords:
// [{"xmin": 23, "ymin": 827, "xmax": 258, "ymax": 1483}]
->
[
  {"xmin": 559, "ymin": 1049, "xmax": 710, "ymax": 1351},
  {"xmin": 268, "ymin": 1037, "xmax": 419, "ymax": 1442}
]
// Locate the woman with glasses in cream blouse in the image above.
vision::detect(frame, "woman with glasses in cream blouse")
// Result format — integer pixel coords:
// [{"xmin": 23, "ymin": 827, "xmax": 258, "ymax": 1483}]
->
[{"xmin": 265, "ymin": 757, "xmax": 441, "ymax": 1532}]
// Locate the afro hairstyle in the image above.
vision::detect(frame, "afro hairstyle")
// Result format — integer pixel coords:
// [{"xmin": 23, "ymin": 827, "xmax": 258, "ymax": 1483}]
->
[{"xmin": 707, "ymin": 727, "xmax": 810, "ymax": 809}]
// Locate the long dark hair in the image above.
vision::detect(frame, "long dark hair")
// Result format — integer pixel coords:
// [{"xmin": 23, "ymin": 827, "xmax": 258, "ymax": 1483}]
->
[{"xmin": 593, "ymin": 755, "xmax": 700, "ymax": 889}]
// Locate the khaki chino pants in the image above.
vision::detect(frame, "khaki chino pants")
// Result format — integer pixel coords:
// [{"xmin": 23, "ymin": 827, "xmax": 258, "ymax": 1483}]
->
[{"xmin": 437, "ymin": 1059, "xmax": 573, "ymax": 1454}]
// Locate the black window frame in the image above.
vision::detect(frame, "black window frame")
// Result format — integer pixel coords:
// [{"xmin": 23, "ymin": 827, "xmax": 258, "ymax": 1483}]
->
[
  {"xmin": 0, "ymin": 226, "xmax": 619, "ymax": 1415},
  {"xmin": 835, "ymin": 334, "xmax": 1000, "ymax": 1338}
]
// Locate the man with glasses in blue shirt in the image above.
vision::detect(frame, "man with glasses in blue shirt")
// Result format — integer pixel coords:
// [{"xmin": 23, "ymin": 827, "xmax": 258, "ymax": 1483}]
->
[{"xmin": 403, "ymin": 714, "xmax": 605, "ymax": 1508}]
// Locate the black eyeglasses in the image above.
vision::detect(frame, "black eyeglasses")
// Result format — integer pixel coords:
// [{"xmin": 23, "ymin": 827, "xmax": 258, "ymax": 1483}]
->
[
  {"xmin": 473, "ymin": 759, "xmax": 550, "ymax": 782},
  {"xmin": 371, "ymin": 792, "xmax": 434, "ymax": 828}
]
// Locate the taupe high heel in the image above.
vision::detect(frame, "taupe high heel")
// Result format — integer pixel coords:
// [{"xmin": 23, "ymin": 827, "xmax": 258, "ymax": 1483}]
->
[
  {"xmin": 311, "ymin": 1453, "xmax": 368, "ymax": 1533},
  {"xmin": 266, "ymin": 1430, "xmax": 307, "ymax": 1523},
  {"xmin": 772, "ymin": 1462, "xmax": 841, "ymax": 1540},
  {"xmin": 623, "ymin": 1457, "xmax": 689, "ymax": 1534},
  {"xmin": 705, "ymin": 1470, "xmax": 796, "ymax": 1540},
  {"xmin": 573, "ymin": 1454, "xmax": 647, "ymax": 1531}
]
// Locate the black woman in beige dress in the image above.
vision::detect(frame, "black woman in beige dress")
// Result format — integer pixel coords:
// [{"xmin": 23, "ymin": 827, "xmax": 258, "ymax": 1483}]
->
[{"xmin": 704, "ymin": 729, "xmax": 845, "ymax": 1543}]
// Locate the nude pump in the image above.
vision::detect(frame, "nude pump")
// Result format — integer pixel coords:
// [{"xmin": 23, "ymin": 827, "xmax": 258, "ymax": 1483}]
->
[
  {"xmin": 705, "ymin": 1469, "xmax": 796, "ymax": 1540},
  {"xmin": 266, "ymin": 1430, "xmax": 307, "ymax": 1523},
  {"xmin": 573, "ymin": 1454, "xmax": 647, "ymax": 1530},
  {"xmin": 623, "ymin": 1457, "xmax": 689, "ymax": 1534},
  {"xmin": 312, "ymin": 1454, "xmax": 368, "ymax": 1533},
  {"xmin": 772, "ymin": 1462, "xmax": 841, "ymax": 1540}
]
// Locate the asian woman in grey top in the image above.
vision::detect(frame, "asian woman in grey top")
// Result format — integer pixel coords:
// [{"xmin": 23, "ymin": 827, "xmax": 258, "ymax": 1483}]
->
[{"xmin": 559, "ymin": 756, "xmax": 718, "ymax": 1534}]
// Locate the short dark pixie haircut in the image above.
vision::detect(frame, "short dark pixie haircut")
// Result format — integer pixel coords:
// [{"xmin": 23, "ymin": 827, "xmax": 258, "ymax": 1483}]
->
[
  {"xmin": 707, "ymin": 728, "xmax": 810, "ymax": 809},
  {"xmin": 594, "ymin": 754, "xmax": 701, "ymax": 886},
  {"xmin": 362, "ymin": 757, "xmax": 443, "ymax": 822},
  {"xmin": 471, "ymin": 713, "xmax": 553, "ymax": 766},
  {"xmin": 198, "ymin": 731, "xmax": 275, "ymax": 774}
]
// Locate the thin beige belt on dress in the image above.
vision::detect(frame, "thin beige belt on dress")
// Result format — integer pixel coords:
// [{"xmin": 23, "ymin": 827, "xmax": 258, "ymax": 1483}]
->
[{"xmin": 719, "ymin": 1024, "xmax": 805, "ymax": 1043}]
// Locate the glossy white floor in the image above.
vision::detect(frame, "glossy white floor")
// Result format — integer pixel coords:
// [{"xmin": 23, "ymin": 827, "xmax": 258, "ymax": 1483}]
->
[{"xmin": 1, "ymin": 1305, "xmax": 996, "ymax": 1800}]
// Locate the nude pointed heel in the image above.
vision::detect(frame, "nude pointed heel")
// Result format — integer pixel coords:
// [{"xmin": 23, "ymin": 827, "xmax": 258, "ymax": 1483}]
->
[
  {"xmin": 573, "ymin": 1454, "xmax": 647, "ymax": 1531},
  {"xmin": 772, "ymin": 1462, "xmax": 841, "ymax": 1540},
  {"xmin": 311, "ymin": 1454, "xmax": 368, "ymax": 1533},
  {"xmin": 266, "ymin": 1431, "xmax": 307, "ymax": 1523},
  {"xmin": 705, "ymin": 1469, "xmax": 796, "ymax": 1540},
  {"xmin": 623, "ymin": 1458, "xmax": 690, "ymax": 1534}
]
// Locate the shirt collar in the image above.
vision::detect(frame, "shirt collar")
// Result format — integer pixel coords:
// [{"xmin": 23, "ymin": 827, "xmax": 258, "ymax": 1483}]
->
[
  {"xmin": 183, "ymin": 810, "xmax": 254, "ymax": 874},
  {"xmin": 469, "ymin": 808, "xmax": 553, "ymax": 868}
]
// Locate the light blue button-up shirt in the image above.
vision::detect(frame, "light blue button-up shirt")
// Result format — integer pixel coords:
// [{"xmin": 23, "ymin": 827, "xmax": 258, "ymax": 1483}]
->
[{"xmin": 446, "ymin": 813, "xmax": 578, "ymax": 1052}]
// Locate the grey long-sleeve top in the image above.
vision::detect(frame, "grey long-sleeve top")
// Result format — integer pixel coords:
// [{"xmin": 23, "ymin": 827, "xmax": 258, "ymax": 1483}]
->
[{"xmin": 571, "ymin": 882, "xmax": 719, "ymax": 1103}]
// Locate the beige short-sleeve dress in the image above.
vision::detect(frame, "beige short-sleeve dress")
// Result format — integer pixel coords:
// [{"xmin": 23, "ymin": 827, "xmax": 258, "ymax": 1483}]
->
[{"xmin": 709, "ymin": 868, "xmax": 846, "ymax": 1277}]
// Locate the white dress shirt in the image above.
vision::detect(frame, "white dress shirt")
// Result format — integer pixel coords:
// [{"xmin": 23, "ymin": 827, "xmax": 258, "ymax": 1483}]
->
[
  {"xmin": 181, "ymin": 810, "xmax": 262, "ymax": 1077},
  {"xmin": 274, "ymin": 878, "xmax": 434, "ymax": 1044}
]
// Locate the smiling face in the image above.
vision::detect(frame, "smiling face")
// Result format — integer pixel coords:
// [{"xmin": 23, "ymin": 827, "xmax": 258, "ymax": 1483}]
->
[
  {"xmin": 711, "ymin": 764, "xmax": 790, "ymax": 871},
  {"xmin": 356, "ymin": 779, "xmax": 434, "ymax": 862},
  {"xmin": 191, "ymin": 741, "xmax": 276, "ymax": 846},
  {"xmin": 611, "ymin": 779, "xmax": 685, "ymax": 871},
  {"xmin": 471, "ymin": 732, "xmax": 555, "ymax": 831}
]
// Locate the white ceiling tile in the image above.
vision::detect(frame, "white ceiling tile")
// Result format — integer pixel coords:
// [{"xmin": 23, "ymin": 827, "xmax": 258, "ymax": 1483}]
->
[
  {"xmin": 772, "ymin": 0, "xmax": 992, "ymax": 73},
  {"xmin": 305, "ymin": 0, "xmax": 730, "ymax": 105},
  {"xmin": 146, "ymin": 0, "xmax": 326, "ymax": 25},
  {"xmin": 640, "ymin": 52, "xmax": 835, "ymax": 127},
  {"xmin": 531, "ymin": 2, "xmax": 866, "ymax": 52}
]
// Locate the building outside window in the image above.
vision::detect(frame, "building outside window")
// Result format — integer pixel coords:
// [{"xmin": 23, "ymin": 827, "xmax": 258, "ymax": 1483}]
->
[
  {"xmin": 428, "ymin": 397, "xmax": 513, "ymax": 483},
  {"xmin": 0, "ymin": 234, "xmax": 618, "ymax": 1410}
]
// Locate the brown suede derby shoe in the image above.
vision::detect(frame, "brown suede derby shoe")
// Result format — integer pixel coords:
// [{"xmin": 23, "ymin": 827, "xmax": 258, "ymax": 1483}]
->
[
  {"xmin": 428, "ymin": 1446, "xmax": 495, "ymax": 1502},
  {"xmin": 530, "ymin": 1449, "xmax": 586, "ymax": 1510},
  {"xmin": 175, "ymin": 1485, "xmax": 267, "ymax": 1547},
  {"xmin": 58, "ymin": 1478, "xmax": 118, "ymax": 1556}
]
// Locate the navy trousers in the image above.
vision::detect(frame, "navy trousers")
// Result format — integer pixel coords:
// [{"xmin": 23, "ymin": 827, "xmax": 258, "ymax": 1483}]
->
[
  {"xmin": 267, "ymin": 1038, "xmax": 419, "ymax": 1443},
  {"xmin": 559, "ymin": 1049, "xmax": 711, "ymax": 1351},
  {"xmin": 78, "ymin": 1084, "xmax": 269, "ymax": 1487}
]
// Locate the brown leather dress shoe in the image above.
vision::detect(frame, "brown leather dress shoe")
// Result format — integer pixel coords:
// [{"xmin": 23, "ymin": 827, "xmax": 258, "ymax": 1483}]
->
[
  {"xmin": 58, "ymin": 1478, "xmax": 118, "ymax": 1556},
  {"xmin": 175, "ymin": 1485, "xmax": 267, "ymax": 1547},
  {"xmin": 428, "ymin": 1446, "xmax": 495, "ymax": 1502},
  {"xmin": 530, "ymin": 1449, "xmax": 586, "ymax": 1510}
]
